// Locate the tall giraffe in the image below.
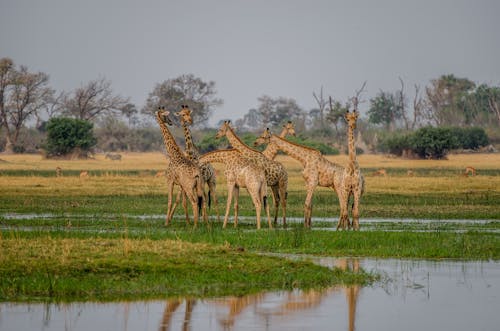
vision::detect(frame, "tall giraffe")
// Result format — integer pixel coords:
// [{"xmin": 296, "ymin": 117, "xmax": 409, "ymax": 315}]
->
[
  {"xmin": 199, "ymin": 149, "xmax": 271, "ymax": 229},
  {"xmin": 260, "ymin": 121, "xmax": 296, "ymax": 160},
  {"xmin": 155, "ymin": 107, "xmax": 206, "ymax": 226},
  {"xmin": 254, "ymin": 128, "xmax": 346, "ymax": 228},
  {"xmin": 176, "ymin": 105, "xmax": 220, "ymax": 221},
  {"xmin": 339, "ymin": 109, "xmax": 365, "ymax": 230},
  {"xmin": 216, "ymin": 121, "xmax": 288, "ymax": 226}
]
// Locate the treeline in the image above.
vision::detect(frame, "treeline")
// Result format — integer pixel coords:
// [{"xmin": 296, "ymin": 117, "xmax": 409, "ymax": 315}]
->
[{"xmin": 1, "ymin": 57, "xmax": 499, "ymax": 158}]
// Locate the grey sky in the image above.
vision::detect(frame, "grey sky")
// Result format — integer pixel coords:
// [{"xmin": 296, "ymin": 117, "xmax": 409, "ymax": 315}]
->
[{"xmin": 1, "ymin": 0, "xmax": 499, "ymax": 126}]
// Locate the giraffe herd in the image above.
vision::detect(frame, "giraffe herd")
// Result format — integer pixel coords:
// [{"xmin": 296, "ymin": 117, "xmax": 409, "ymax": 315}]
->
[{"xmin": 155, "ymin": 104, "xmax": 363, "ymax": 230}]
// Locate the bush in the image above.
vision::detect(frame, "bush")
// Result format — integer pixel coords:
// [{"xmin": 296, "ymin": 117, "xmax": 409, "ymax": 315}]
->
[
  {"xmin": 377, "ymin": 132, "xmax": 411, "ymax": 156},
  {"xmin": 44, "ymin": 117, "xmax": 97, "ymax": 157},
  {"xmin": 450, "ymin": 127, "xmax": 489, "ymax": 150},
  {"xmin": 409, "ymin": 127, "xmax": 459, "ymax": 159}
]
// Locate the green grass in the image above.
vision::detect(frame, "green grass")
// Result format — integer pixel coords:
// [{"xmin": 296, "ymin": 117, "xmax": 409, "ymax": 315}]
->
[
  {"xmin": 0, "ymin": 235, "xmax": 374, "ymax": 302},
  {"xmin": 1, "ymin": 189, "xmax": 499, "ymax": 219},
  {"xmin": 1, "ymin": 156, "xmax": 499, "ymax": 302}
]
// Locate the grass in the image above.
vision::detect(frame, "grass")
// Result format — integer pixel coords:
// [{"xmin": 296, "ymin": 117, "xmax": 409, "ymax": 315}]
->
[
  {"xmin": 1, "ymin": 235, "xmax": 371, "ymax": 302},
  {"xmin": 0, "ymin": 152, "xmax": 499, "ymax": 302}
]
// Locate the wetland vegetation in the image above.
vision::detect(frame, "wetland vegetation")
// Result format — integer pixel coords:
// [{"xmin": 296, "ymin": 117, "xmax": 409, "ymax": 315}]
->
[{"xmin": 1, "ymin": 153, "xmax": 499, "ymax": 302}]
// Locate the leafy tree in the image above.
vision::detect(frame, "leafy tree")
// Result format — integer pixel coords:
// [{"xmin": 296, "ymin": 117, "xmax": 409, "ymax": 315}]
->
[
  {"xmin": 44, "ymin": 117, "xmax": 97, "ymax": 157},
  {"xmin": 142, "ymin": 74, "xmax": 222, "ymax": 127},
  {"xmin": 463, "ymin": 84, "xmax": 500, "ymax": 127},
  {"xmin": 367, "ymin": 91, "xmax": 403, "ymax": 131},
  {"xmin": 425, "ymin": 74, "xmax": 475, "ymax": 126},
  {"xmin": 59, "ymin": 77, "xmax": 130, "ymax": 121},
  {"xmin": 0, "ymin": 57, "xmax": 54, "ymax": 153}
]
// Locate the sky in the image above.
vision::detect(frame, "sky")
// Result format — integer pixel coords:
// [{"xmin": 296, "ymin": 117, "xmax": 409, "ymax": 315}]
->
[{"xmin": 1, "ymin": 0, "xmax": 500, "ymax": 126}]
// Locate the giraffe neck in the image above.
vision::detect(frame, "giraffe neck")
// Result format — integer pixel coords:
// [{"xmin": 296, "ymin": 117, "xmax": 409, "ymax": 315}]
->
[
  {"xmin": 347, "ymin": 125, "xmax": 359, "ymax": 173},
  {"xmin": 262, "ymin": 128, "xmax": 287, "ymax": 159},
  {"xmin": 181, "ymin": 121, "xmax": 200, "ymax": 162},
  {"xmin": 225, "ymin": 126, "xmax": 262, "ymax": 159},
  {"xmin": 155, "ymin": 113, "xmax": 184, "ymax": 162},
  {"xmin": 199, "ymin": 149, "xmax": 238, "ymax": 164},
  {"xmin": 269, "ymin": 135, "xmax": 314, "ymax": 167}
]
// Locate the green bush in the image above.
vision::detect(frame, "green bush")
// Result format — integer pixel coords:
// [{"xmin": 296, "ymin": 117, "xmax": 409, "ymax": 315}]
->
[
  {"xmin": 377, "ymin": 132, "xmax": 411, "ymax": 156},
  {"xmin": 450, "ymin": 127, "xmax": 489, "ymax": 150},
  {"xmin": 44, "ymin": 117, "xmax": 97, "ymax": 157},
  {"xmin": 410, "ymin": 127, "xmax": 459, "ymax": 159}
]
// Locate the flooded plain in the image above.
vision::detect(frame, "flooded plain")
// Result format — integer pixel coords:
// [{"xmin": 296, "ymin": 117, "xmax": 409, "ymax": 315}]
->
[{"xmin": 1, "ymin": 258, "xmax": 498, "ymax": 331}]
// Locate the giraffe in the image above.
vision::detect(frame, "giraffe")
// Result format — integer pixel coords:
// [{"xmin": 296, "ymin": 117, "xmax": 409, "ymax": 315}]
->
[
  {"xmin": 199, "ymin": 149, "xmax": 271, "ymax": 229},
  {"xmin": 254, "ymin": 128, "xmax": 346, "ymax": 228},
  {"xmin": 338, "ymin": 109, "xmax": 365, "ymax": 230},
  {"xmin": 155, "ymin": 107, "xmax": 206, "ymax": 226},
  {"xmin": 175, "ymin": 105, "xmax": 220, "ymax": 221},
  {"xmin": 260, "ymin": 121, "xmax": 296, "ymax": 160},
  {"xmin": 216, "ymin": 121, "xmax": 288, "ymax": 226}
]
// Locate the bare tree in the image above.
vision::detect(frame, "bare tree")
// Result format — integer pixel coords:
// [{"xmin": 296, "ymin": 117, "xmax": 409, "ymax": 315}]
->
[
  {"xmin": 61, "ymin": 77, "xmax": 130, "ymax": 121},
  {"xmin": 312, "ymin": 86, "xmax": 328, "ymax": 128},
  {"xmin": 0, "ymin": 58, "xmax": 54, "ymax": 153}
]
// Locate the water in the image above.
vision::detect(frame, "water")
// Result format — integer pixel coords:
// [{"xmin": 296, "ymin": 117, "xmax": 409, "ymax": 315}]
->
[{"xmin": 1, "ymin": 258, "xmax": 498, "ymax": 331}]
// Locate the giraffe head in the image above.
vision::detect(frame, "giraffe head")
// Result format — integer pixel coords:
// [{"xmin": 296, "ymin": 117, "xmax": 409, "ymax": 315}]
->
[
  {"xmin": 253, "ymin": 128, "xmax": 272, "ymax": 147},
  {"xmin": 344, "ymin": 109, "xmax": 359, "ymax": 129},
  {"xmin": 282, "ymin": 121, "xmax": 296, "ymax": 136},
  {"xmin": 215, "ymin": 120, "xmax": 231, "ymax": 139},
  {"xmin": 176, "ymin": 104, "xmax": 193, "ymax": 125},
  {"xmin": 156, "ymin": 106, "xmax": 173, "ymax": 125}
]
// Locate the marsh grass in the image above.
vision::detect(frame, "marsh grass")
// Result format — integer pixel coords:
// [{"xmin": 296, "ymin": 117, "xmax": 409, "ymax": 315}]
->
[
  {"xmin": 1, "ymin": 152, "xmax": 499, "ymax": 301},
  {"xmin": 0, "ymin": 235, "xmax": 373, "ymax": 302}
]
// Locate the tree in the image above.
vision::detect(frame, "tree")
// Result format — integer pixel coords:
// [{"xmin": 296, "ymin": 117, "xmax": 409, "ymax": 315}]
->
[
  {"xmin": 256, "ymin": 95, "xmax": 304, "ymax": 129},
  {"xmin": 367, "ymin": 91, "xmax": 403, "ymax": 131},
  {"xmin": 0, "ymin": 57, "xmax": 54, "ymax": 153},
  {"xmin": 425, "ymin": 74, "xmax": 476, "ymax": 126},
  {"xmin": 44, "ymin": 117, "xmax": 97, "ymax": 158},
  {"xmin": 312, "ymin": 86, "xmax": 328, "ymax": 129},
  {"xmin": 463, "ymin": 84, "xmax": 500, "ymax": 127},
  {"xmin": 60, "ymin": 77, "xmax": 130, "ymax": 121},
  {"xmin": 142, "ymin": 74, "xmax": 222, "ymax": 127}
]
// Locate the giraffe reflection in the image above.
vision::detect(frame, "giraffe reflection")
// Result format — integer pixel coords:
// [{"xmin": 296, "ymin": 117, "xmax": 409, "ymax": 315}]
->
[
  {"xmin": 157, "ymin": 259, "xmax": 360, "ymax": 331},
  {"xmin": 159, "ymin": 299, "xmax": 196, "ymax": 331}
]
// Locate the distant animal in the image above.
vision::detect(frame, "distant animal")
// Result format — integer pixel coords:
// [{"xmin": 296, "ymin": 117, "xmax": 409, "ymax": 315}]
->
[
  {"xmin": 463, "ymin": 166, "xmax": 476, "ymax": 177},
  {"xmin": 56, "ymin": 166, "xmax": 62, "ymax": 177},
  {"xmin": 105, "ymin": 153, "xmax": 122, "ymax": 161},
  {"xmin": 407, "ymin": 169, "xmax": 415, "ymax": 177},
  {"xmin": 79, "ymin": 170, "xmax": 89, "ymax": 178},
  {"xmin": 155, "ymin": 170, "xmax": 166, "ymax": 177},
  {"xmin": 371, "ymin": 168, "xmax": 387, "ymax": 177}
]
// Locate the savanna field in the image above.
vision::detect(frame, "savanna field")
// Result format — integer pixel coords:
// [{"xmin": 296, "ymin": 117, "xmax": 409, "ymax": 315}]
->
[{"xmin": 1, "ymin": 152, "xmax": 499, "ymax": 301}]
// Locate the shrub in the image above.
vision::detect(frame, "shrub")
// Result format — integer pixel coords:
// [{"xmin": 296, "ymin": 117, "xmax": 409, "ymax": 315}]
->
[
  {"xmin": 44, "ymin": 117, "xmax": 97, "ymax": 157},
  {"xmin": 409, "ymin": 127, "xmax": 459, "ymax": 159},
  {"xmin": 450, "ymin": 127, "xmax": 489, "ymax": 150}
]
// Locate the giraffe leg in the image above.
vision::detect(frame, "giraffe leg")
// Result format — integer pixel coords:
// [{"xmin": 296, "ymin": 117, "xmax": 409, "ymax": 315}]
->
[
  {"xmin": 249, "ymin": 185, "xmax": 263, "ymax": 230},
  {"xmin": 336, "ymin": 190, "xmax": 349, "ymax": 230},
  {"xmin": 181, "ymin": 192, "xmax": 189, "ymax": 224},
  {"xmin": 208, "ymin": 179, "xmax": 220, "ymax": 223},
  {"xmin": 279, "ymin": 179, "xmax": 287, "ymax": 227},
  {"xmin": 223, "ymin": 183, "xmax": 234, "ymax": 229},
  {"xmin": 270, "ymin": 185, "xmax": 280, "ymax": 225},
  {"xmin": 304, "ymin": 185, "xmax": 315, "ymax": 228},
  {"xmin": 185, "ymin": 190, "xmax": 199, "ymax": 227},
  {"xmin": 166, "ymin": 181, "xmax": 176, "ymax": 226},
  {"xmin": 352, "ymin": 189, "xmax": 361, "ymax": 231},
  {"xmin": 233, "ymin": 187, "xmax": 239, "ymax": 227}
]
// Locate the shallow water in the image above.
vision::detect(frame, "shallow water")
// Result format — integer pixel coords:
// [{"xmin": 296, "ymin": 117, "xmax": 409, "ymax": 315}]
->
[{"xmin": 1, "ymin": 258, "xmax": 498, "ymax": 331}]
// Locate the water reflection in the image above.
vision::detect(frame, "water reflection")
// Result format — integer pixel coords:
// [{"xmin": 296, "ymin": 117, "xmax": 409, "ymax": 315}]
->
[{"xmin": 1, "ymin": 258, "xmax": 498, "ymax": 331}]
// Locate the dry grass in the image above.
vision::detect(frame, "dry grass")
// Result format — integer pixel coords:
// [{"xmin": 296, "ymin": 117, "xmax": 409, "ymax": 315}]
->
[
  {"xmin": 1, "ymin": 152, "xmax": 499, "ymax": 197},
  {"xmin": 2, "ymin": 152, "xmax": 499, "ymax": 172}
]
